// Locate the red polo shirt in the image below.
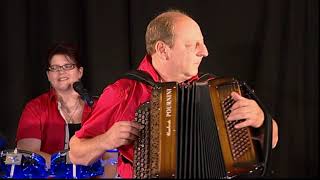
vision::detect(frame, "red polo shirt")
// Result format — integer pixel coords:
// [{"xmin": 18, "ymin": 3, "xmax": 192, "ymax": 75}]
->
[
  {"xmin": 16, "ymin": 89, "xmax": 95, "ymax": 154},
  {"xmin": 76, "ymin": 55, "xmax": 199, "ymax": 178}
]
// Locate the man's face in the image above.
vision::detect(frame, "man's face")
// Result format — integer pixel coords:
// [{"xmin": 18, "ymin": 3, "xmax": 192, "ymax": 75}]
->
[{"xmin": 167, "ymin": 17, "xmax": 208, "ymax": 80}]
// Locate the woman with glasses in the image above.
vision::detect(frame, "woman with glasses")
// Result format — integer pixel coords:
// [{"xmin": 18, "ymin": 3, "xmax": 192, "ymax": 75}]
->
[
  {"xmin": 15, "ymin": 42, "xmax": 88, "ymax": 162},
  {"xmin": 13, "ymin": 42, "xmax": 108, "ymax": 177},
  {"xmin": 13, "ymin": 42, "xmax": 118, "ymax": 178}
]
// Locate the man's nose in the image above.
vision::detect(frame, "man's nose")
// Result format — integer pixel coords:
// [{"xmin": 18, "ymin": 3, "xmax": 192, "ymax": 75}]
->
[{"xmin": 198, "ymin": 43, "xmax": 209, "ymax": 57}]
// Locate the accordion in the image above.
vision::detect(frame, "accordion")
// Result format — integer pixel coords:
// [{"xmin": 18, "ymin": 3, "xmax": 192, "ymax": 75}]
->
[{"xmin": 125, "ymin": 71, "xmax": 272, "ymax": 179}]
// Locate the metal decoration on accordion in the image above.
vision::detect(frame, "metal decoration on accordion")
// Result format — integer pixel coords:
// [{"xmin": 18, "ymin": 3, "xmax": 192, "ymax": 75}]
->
[{"xmin": 133, "ymin": 77, "xmax": 268, "ymax": 179}]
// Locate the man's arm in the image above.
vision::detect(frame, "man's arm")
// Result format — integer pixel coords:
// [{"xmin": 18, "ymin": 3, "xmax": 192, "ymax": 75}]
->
[
  {"xmin": 271, "ymin": 119, "xmax": 278, "ymax": 148},
  {"xmin": 69, "ymin": 121, "xmax": 142, "ymax": 166},
  {"xmin": 69, "ymin": 133, "xmax": 109, "ymax": 166}
]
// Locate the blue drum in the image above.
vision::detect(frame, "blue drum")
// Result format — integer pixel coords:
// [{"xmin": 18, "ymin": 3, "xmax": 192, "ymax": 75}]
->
[
  {"xmin": 49, "ymin": 150, "xmax": 103, "ymax": 179},
  {"xmin": 0, "ymin": 149, "xmax": 48, "ymax": 179}
]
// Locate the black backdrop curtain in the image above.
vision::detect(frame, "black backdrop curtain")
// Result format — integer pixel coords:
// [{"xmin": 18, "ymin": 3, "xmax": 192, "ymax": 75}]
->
[{"xmin": 0, "ymin": 0, "xmax": 318, "ymax": 178}]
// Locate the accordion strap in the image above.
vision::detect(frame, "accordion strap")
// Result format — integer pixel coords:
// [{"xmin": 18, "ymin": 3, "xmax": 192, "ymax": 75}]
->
[
  {"xmin": 241, "ymin": 82, "xmax": 273, "ymax": 176},
  {"xmin": 122, "ymin": 70, "xmax": 217, "ymax": 86},
  {"xmin": 121, "ymin": 70, "xmax": 158, "ymax": 88},
  {"xmin": 198, "ymin": 72, "xmax": 217, "ymax": 82}
]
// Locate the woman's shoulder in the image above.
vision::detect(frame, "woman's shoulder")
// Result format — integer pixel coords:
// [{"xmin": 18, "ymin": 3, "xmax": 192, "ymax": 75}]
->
[{"xmin": 24, "ymin": 91, "xmax": 52, "ymax": 108}]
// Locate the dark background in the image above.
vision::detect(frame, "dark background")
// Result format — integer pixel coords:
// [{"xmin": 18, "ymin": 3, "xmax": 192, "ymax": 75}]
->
[{"xmin": 0, "ymin": 0, "xmax": 318, "ymax": 178}]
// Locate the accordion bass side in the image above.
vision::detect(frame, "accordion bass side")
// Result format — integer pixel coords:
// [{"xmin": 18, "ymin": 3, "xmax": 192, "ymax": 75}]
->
[{"xmin": 133, "ymin": 77, "xmax": 264, "ymax": 179}]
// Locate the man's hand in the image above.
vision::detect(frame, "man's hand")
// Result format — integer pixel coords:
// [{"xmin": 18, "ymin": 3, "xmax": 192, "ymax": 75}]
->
[
  {"xmin": 226, "ymin": 91, "xmax": 279, "ymax": 148},
  {"xmin": 227, "ymin": 92, "xmax": 264, "ymax": 128},
  {"xmin": 103, "ymin": 121, "xmax": 143, "ymax": 150}
]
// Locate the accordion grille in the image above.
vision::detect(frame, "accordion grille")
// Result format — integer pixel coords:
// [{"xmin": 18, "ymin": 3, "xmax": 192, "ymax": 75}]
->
[{"xmin": 133, "ymin": 103, "xmax": 151, "ymax": 178}]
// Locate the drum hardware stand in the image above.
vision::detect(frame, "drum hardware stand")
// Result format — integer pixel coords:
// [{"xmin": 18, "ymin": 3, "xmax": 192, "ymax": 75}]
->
[
  {"xmin": 4, "ymin": 148, "xmax": 21, "ymax": 178},
  {"xmin": 65, "ymin": 150, "xmax": 78, "ymax": 179}
]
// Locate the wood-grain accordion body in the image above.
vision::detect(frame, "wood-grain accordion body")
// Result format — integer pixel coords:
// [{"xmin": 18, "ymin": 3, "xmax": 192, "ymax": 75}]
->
[{"xmin": 133, "ymin": 77, "xmax": 265, "ymax": 179}]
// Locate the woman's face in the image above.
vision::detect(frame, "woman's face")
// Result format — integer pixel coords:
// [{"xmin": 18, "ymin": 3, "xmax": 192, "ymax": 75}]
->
[{"xmin": 46, "ymin": 54, "xmax": 83, "ymax": 92}]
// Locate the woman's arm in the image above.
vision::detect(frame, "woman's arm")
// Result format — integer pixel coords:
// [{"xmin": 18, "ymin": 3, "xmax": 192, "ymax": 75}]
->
[{"xmin": 16, "ymin": 138, "xmax": 51, "ymax": 168}]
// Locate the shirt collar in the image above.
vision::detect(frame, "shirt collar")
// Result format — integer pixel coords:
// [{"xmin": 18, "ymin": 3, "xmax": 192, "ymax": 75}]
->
[
  {"xmin": 49, "ymin": 87, "xmax": 58, "ymax": 102},
  {"xmin": 49, "ymin": 87, "xmax": 92, "ymax": 114},
  {"xmin": 137, "ymin": 55, "xmax": 160, "ymax": 82}
]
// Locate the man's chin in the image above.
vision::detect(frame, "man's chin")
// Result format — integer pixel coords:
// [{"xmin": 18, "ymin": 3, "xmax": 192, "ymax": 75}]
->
[{"xmin": 190, "ymin": 70, "xmax": 199, "ymax": 77}]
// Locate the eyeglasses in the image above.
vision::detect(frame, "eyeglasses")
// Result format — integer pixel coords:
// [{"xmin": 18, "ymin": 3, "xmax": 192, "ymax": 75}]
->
[{"xmin": 48, "ymin": 64, "xmax": 76, "ymax": 72}]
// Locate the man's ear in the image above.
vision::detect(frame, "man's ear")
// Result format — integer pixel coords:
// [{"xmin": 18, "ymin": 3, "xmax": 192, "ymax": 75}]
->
[{"xmin": 154, "ymin": 41, "xmax": 169, "ymax": 60}]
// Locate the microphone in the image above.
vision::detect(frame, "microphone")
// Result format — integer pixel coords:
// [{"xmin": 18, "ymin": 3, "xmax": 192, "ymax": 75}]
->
[{"xmin": 73, "ymin": 81, "xmax": 94, "ymax": 107}]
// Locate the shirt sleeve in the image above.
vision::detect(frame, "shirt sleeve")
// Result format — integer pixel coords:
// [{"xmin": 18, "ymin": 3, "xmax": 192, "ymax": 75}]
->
[
  {"xmin": 16, "ymin": 100, "xmax": 42, "ymax": 142},
  {"xmin": 75, "ymin": 81, "xmax": 125, "ymax": 139}
]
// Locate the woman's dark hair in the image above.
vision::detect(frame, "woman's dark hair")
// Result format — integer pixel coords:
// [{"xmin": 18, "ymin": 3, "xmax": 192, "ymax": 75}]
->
[{"xmin": 46, "ymin": 42, "xmax": 82, "ymax": 70}]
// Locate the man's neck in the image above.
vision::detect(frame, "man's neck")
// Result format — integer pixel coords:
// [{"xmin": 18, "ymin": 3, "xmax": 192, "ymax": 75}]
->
[{"xmin": 151, "ymin": 55, "xmax": 191, "ymax": 83}]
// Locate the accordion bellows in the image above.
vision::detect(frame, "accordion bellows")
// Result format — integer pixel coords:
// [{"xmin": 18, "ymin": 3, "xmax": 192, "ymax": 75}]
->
[{"xmin": 133, "ymin": 77, "xmax": 264, "ymax": 179}]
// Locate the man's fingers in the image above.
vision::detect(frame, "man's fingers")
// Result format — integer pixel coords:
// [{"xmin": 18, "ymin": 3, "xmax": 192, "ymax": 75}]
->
[
  {"xmin": 230, "ymin": 92, "xmax": 245, "ymax": 101},
  {"xmin": 117, "ymin": 121, "xmax": 144, "ymax": 129}
]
